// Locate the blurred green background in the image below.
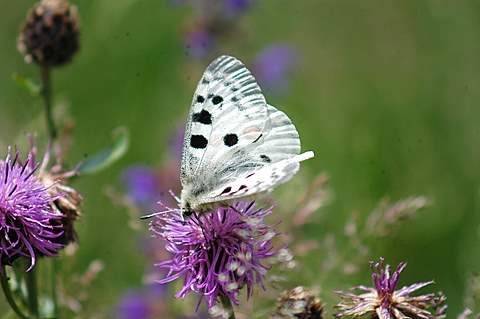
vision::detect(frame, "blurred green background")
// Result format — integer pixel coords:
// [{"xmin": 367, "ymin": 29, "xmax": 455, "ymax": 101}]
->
[{"xmin": 1, "ymin": 0, "xmax": 480, "ymax": 317}]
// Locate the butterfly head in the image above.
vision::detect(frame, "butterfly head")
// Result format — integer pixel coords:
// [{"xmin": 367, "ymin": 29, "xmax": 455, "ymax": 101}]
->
[{"xmin": 181, "ymin": 202, "xmax": 194, "ymax": 219}]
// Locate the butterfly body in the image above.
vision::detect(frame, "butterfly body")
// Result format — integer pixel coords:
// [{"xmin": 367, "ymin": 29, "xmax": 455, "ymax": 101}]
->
[{"xmin": 179, "ymin": 55, "xmax": 314, "ymax": 218}]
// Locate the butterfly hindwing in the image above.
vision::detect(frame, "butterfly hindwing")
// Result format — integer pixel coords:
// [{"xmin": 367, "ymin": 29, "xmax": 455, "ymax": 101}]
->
[
  {"xmin": 197, "ymin": 103, "xmax": 311, "ymax": 204},
  {"xmin": 203, "ymin": 152, "xmax": 315, "ymax": 203}
]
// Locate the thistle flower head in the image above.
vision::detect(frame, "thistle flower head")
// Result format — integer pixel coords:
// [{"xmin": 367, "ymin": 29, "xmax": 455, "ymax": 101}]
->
[
  {"xmin": 151, "ymin": 201, "xmax": 277, "ymax": 308},
  {"xmin": 335, "ymin": 258, "xmax": 447, "ymax": 319},
  {"xmin": 0, "ymin": 147, "xmax": 63, "ymax": 270}
]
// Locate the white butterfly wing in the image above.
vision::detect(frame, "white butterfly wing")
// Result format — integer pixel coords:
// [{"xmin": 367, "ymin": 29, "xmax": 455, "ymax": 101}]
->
[
  {"xmin": 202, "ymin": 151, "xmax": 314, "ymax": 202},
  {"xmin": 181, "ymin": 55, "xmax": 268, "ymax": 186},
  {"xmin": 197, "ymin": 104, "xmax": 313, "ymax": 204},
  {"xmin": 180, "ymin": 55, "xmax": 314, "ymax": 210}
]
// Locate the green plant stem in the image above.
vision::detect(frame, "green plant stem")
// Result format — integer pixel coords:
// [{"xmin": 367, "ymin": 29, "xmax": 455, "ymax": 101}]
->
[
  {"xmin": 25, "ymin": 268, "xmax": 40, "ymax": 319},
  {"xmin": 0, "ymin": 266, "xmax": 29, "ymax": 319},
  {"xmin": 51, "ymin": 259, "xmax": 59, "ymax": 318},
  {"xmin": 41, "ymin": 66, "xmax": 57, "ymax": 140},
  {"xmin": 220, "ymin": 294, "xmax": 236, "ymax": 319}
]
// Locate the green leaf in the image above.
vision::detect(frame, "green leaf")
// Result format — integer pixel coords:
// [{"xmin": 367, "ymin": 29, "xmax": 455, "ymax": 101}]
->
[
  {"xmin": 12, "ymin": 73, "xmax": 41, "ymax": 96},
  {"xmin": 78, "ymin": 127, "xmax": 129, "ymax": 175}
]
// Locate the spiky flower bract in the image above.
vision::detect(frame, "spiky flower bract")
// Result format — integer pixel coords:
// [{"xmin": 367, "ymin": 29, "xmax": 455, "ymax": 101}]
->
[
  {"xmin": 151, "ymin": 201, "xmax": 277, "ymax": 308},
  {"xmin": 335, "ymin": 258, "xmax": 447, "ymax": 319},
  {"xmin": 0, "ymin": 147, "xmax": 63, "ymax": 270}
]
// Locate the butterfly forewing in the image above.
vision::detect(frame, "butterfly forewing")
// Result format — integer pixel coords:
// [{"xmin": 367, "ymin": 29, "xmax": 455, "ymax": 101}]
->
[{"xmin": 181, "ymin": 55, "xmax": 269, "ymax": 186}]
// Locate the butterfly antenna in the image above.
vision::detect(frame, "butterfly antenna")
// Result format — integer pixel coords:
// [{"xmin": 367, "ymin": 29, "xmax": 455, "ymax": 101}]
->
[
  {"xmin": 168, "ymin": 190, "xmax": 181, "ymax": 203},
  {"xmin": 139, "ymin": 209, "xmax": 177, "ymax": 220}
]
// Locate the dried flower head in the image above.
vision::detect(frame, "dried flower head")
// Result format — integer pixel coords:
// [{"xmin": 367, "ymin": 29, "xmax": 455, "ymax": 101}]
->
[
  {"xmin": 151, "ymin": 201, "xmax": 277, "ymax": 308},
  {"xmin": 335, "ymin": 258, "xmax": 447, "ymax": 319},
  {"xmin": 272, "ymin": 286, "xmax": 324, "ymax": 319},
  {"xmin": 18, "ymin": 0, "xmax": 79, "ymax": 67},
  {"xmin": 36, "ymin": 146, "xmax": 82, "ymax": 245},
  {"xmin": 0, "ymin": 147, "xmax": 63, "ymax": 270}
]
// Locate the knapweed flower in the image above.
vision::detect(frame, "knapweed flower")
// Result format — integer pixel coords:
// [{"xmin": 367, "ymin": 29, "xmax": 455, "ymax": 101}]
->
[
  {"xmin": 18, "ymin": 0, "xmax": 80, "ymax": 67},
  {"xmin": 335, "ymin": 258, "xmax": 447, "ymax": 319},
  {"xmin": 151, "ymin": 202, "xmax": 277, "ymax": 308},
  {"xmin": 272, "ymin": 286, "xmax": 324, "ymax": 319},
  {"xmin": 0, "ymin": 147, "xmax": 63, "ymax": 270},
  {"xmin": 253, "ymin": 44, "xmax": 299, "ymax": 95}
]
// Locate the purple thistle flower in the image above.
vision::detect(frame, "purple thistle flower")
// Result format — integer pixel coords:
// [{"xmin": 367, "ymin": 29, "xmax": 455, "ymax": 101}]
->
[
  {"xmin": 151, "ymin": 201, "xmax": 277, "ymax": 308},
  {"xmin": 253, "ymin": 44, "xmax": 299, "ymax": 95},
  {"xmin": 0, "ymin": 147, "xmax": 63, "ymax": 271},
  {"xmin": 335, "ymin": 258, "xmax": 447, "ymax": 319}
]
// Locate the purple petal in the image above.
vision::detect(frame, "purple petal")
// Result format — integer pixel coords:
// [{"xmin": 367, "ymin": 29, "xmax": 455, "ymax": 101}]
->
[{"xmin": 395, "ymin": 281, "xmax": 434, "ymax": 297}]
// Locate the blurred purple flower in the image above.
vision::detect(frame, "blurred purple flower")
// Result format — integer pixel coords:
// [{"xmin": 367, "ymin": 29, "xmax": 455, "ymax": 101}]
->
[
  {"xmin": 335, "ymin": 258, "xmax": 447, "ymax": 319},
  {"xmin": 224, "ymin": 0, "xmax": 253, "ymax": 18},
  {"xmin": 253, "ymin": 44, "xmax": 299, "ymax": 95},
  {"xmin": 184, "ymin": 28, "xmax": 215, "ymax": 60},
  {"xmin": 117, "ymin": 292, "xmax": 151, "ymax": 319},
  {"xmin": 0, "ymin": 147, "xmax": 63, "ymax": 270},
  {"xmin": 151, "ymin": 202, "xmax": 277, "ymax": 308},
  {"xmin": 122, "ymin": 166, "xmax": 160, "ymax": 208},
  {"xmin": 117, "ymin": 285, "xmax": 169, "ymax": 319}
]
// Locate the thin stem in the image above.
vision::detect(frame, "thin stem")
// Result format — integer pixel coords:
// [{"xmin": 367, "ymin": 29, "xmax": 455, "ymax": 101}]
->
[
  {"xmin": 50, "ymin": 259, "xmax": 59, "ymax": 318},
  {"xmin": 0, "ymin": 266, "xmax": 29, "ymax": 319},
  {"xmin": 220, "ymin": 294, "xmax": 236, "ymax": 319},
  {"xmin": 41, "ymin": 66, "xmax": 57, "ymax": 140},
  {"xmin": 25, "ymin": 268, "xmax": 40, "ymax": 319}
]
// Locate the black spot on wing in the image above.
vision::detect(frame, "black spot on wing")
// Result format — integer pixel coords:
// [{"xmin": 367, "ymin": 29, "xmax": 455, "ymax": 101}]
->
[
  {"xmin": 190, "ymin": 135, "xmax": 208, "ymax": 149},
  {"xmin": 192, "ymin": 109, "xmax": 212, "ymax": 124},
  {"xmin": 260, "ymin": 154, "xmax": 271, "ymax": 163},
  {"xmin": 196, "ymin": 95, "xmax": 205, "ymax": 103},
  {"xmin": 212, "ymin": 95, "xmax": 223, "ymax": 105},
  {"xmin": 223, "ymin": 134, "xmax": 238, "ymax": 147},
  {"xmin": 220, "ymin": 186, "xmax": 232, "ymax": 195}
]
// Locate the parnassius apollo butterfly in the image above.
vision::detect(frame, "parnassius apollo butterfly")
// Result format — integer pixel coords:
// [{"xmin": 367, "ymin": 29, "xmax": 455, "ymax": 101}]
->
[{"xmin": 179, "ymin": 55, "xmax": 314, "ymax": 218}]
